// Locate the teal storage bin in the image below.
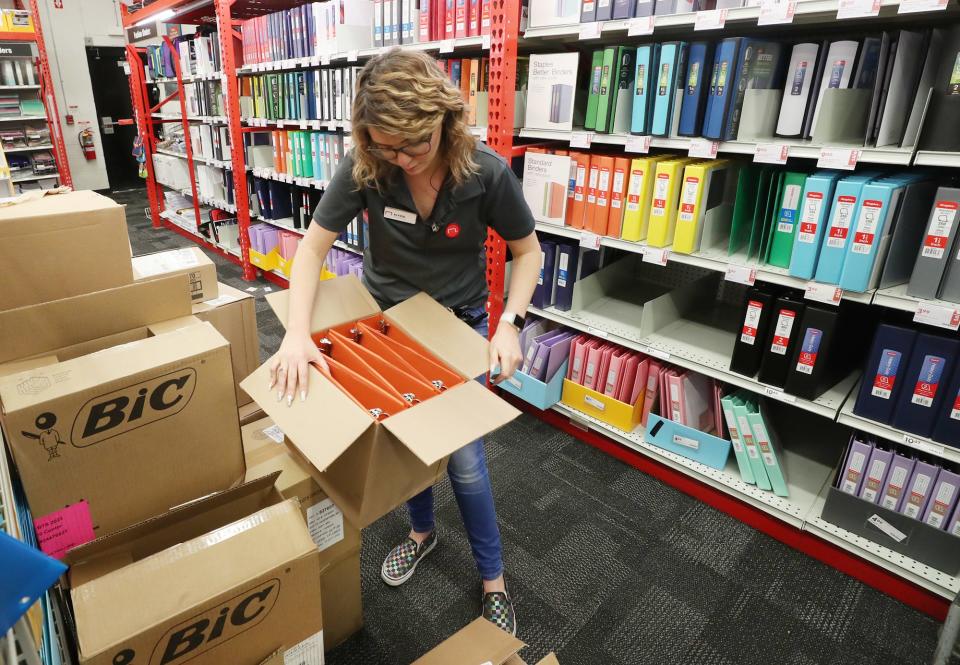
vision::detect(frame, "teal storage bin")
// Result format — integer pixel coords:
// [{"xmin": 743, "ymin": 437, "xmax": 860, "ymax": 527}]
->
[
  {"xmin": 644, "ymin": 414, "xmax": 732, "ymax": 470},
  {"xmin": 498, "ymin": 360, "xmax": 567, "ymax": 411}
]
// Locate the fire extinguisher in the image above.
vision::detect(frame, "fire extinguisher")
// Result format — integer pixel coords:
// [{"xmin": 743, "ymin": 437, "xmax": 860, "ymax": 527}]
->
[{"xmin": 78, "ymin": 128, "xmax": 96, "ymax": 160}]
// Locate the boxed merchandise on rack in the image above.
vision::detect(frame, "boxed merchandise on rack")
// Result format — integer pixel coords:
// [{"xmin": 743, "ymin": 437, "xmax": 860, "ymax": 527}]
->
[
  {"xmin": 0, "ymin": 276, "xmax": 245, "ymax": 558},
  {"xmin": 241, "ymin": 275, "xmax": 520, "ymax": 528},
  {"xmin": 64, "ymin": 475, "xmax": 325, "ymax": 665}
]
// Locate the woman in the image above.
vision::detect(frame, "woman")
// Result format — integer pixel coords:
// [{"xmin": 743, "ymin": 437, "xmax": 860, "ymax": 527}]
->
[{"xmin": 268, "ymin": 48, "xmax": 540, "ymax": 636}]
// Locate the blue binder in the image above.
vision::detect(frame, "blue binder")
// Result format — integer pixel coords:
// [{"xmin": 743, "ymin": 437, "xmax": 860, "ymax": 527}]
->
[
  {"xmin": 838, "ymin": 174, "xmax": 925, "ymax": 293},
  {"xmin": 554, "ymin": 242, "xmax": 579, "ymax": 312},
  {"xmin": 853, "ymin": 324, "xmax": 916, "ymax": 424},
  {"xmin": 677, "ymin": 42, "xmax": 713, "ymax": 137},
  {"xmin": 931, "ymin": 363, "xmax": 960, "ymax": 447},
  {"xmin": 702, "ymin": 38, "xmax": 741, "ymax": 140},
  {"xmin": 533, "ymin": 240, "xmax": 558, "ymax": 309},
  {"xmin": 650, "ymin": 42, "xmax": 686, "ymax": 137},
  {"xmin": 722, "ymin": 40, "xmax": 784, "ymax": 141},
  {"xmin": 631, "ymin": 44, "xmax": 659, "ymax": 135},
  {"xmin": 813, "ymin": 172, "xmax": 879, "ymax": 285},
  {"xmin": 0, "ymin": 532, "xmax": 66, "ymax": 634},
  {"xmin": 268, "ymin": 180, "xmax": 293, "ymax": 219},
  {"xmin": 891, "ymin": 333, "xmax": 960, "ymax": 438},
  {"xmin": 788, "ymin": 171, "xmax": 842, "ymax": 279}
]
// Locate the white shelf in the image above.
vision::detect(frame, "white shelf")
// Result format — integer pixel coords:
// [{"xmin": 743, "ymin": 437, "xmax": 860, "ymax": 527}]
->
[
  {"xmin": 3, "ymin": 144, "xmax": 52, "ymax": 153},
  {"xmin": 243, "ymin": 117, "xmax": 350, "ymax": 132},
  {"xmin": 160, "ymin": 209, "xmax": 201, "ymax": 238},
  {"xmin": 527, "ymin": 303, "xmax": 859, "ymax": 419},
  {"xmin": 913, "ymin": 150, "xmax": 960, "ymax": 168},
  {"xmin": 169, "ymin": 186, "xmax": 236, "ymax": 213},
  {"xmin": 534, "ymin": 222, "xmax": 875, "ymax": 305},
  {"xmin": 0, "ymin": 84, "xmax": 39, "ymax": 90},
  {"xmin": 0, "ymin": 115, "xmax": 46, "ymax": 122},
  {"xmin": 804, "ymin": 479, "xmax": 960, "ymax": 600},
  {"xmin": 254, "ymin": 215, "xmax": 305, "ymax": 236},
  {"xmin": 152, "ymin": 113, "xmax": 228, "ymax": 123},
  {"xmin": 552, "ymin": 401, "xmax": 837, "ymax": 528},
  {"xmin": 517, "ymin": 128, "xmax": 915, "ymax": 166},
  {"xmin": 12, "ymin": 172, "xmax": 57, "ymax": 183},
  {"xmin": 872, "ymin": 282, "xmax": 960, "ymax": 318},
  {"xmin": 249, "ymin": 166, "xmax": 330, "ymax": 190},
  {"xmin": 150, "ymin": 72, "xmax": 223, "ymax": 84},
  {"xmin": 333, "ymin": 239, "xmax": 363, "ymax": 255},
  {"xmin": 237, "ymin": 36, "xmax": 489, "ymax": 74},
  {"xmin": 523, "ymin": 0, "xmax": 925, "ymax": 39},
  {"xmin": 837, "ymin": 388, "xmax": 960, "ymax": 464},
  {"xmin": 156, "ymin": 147, "xmax": 233, "ymax": 169}
]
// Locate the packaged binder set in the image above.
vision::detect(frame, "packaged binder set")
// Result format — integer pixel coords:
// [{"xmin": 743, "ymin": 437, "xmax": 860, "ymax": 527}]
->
[{"xmin": 854, "ymin": 324, "xmax": 960, "ymax": 447}]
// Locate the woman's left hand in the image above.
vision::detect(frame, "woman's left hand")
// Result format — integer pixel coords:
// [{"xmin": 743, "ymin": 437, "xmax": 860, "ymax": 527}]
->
[{"xmin": 489, "ymin": 323, "xmax": 522, "ymax": 385}]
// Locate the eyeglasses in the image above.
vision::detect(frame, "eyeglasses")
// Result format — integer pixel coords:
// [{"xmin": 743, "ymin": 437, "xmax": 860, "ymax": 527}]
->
[{"xmin": 366, "ymin": 137, "xmax": 432, "ymax": 161}]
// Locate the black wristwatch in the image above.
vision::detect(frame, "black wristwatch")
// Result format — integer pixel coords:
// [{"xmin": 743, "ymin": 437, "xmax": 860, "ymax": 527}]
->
[{"xmin": 500, "ymin": 311, "xmax": 525, "ymax": 332}]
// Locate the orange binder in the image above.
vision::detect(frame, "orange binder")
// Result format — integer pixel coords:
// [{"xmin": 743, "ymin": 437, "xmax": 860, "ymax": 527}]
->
[
  {"xmin": 584, "ymin": 159, "xmax": 601, "ymax": 233},
  {"xmin": 272, "ymin": 130, "xmax": 283, "ymax": 173},
  {"xmin": 329, "ymin": 330, "xmax": 441, "ymax": 403},
  {"xmin": 322, "ymin": 356, "xmax": 409, "ymax": 419},
  {"xmin": 460, "ymin": 58, "xmax": 472, "ymax": 105},
  {"xmin": 357, "ymin": 321, "xmax": 464, "ymax": 390},
  {"xmin": 568, "ymin": 152, "xmax": 590, "ymax": 229},
  {"xmin": 606, "ymin": 157, "xmax": 630, "ymax": 238},
  {"xmin": 591, "ymin": 155, "xmax": 614, "ymax": 235}
]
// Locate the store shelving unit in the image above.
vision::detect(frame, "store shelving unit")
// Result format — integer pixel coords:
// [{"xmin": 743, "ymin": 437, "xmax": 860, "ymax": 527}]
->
[{"xmin": 121, "ymin": 0, "xmax": 960, "ymax": 620}]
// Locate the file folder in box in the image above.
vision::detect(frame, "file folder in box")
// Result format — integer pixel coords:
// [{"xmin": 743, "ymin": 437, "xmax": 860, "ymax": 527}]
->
[{"xmin": 644, "ymin": 414, "xmax": 732, "ymax": 470}]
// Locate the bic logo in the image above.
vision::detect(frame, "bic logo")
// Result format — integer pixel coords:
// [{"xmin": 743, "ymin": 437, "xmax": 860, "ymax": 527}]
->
[
  {"xmin": 110, "ymin": 579, "xmax": 280, "ymax": 665},
  {"xmin": 69, "ymin": 369, "xmax": 197, "ymax": 448}
]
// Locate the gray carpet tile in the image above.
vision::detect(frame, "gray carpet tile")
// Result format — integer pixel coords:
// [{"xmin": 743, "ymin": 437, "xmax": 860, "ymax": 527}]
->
[{"xmin": 116, "ymin": 187, "xmax": 949, "ymax": 665}]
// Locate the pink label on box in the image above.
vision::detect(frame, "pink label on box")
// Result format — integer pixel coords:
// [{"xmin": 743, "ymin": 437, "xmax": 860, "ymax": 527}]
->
[{"xmin": 34, "ymin": 500, "xmax": 96, "ymax": 559}]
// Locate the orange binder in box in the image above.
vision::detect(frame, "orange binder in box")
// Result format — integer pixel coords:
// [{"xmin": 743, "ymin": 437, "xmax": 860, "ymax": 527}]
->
[
  {"xmin": 328, "ymin": 329, "xmax": 442, "ymax": 403},
  {"xmin": 322, "ymin": 355, "xmax": 409, "ymax": 418}
]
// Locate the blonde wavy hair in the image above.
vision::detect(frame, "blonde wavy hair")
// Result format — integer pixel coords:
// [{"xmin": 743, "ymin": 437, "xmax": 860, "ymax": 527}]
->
[{"xmin": 351, "ymin": 48, "xmax": 478, "ymax": 190}]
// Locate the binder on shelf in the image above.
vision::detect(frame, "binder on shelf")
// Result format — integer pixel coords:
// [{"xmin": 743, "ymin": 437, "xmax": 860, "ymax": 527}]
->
[
  {"xmin": 646, "ymin": 157, "xmax": 694, "ymax": 247},
  {"xmin": 879, "ymin": 452, "xmax": 916, "ymax": 513},
  {"xmin": 901, "ymin": 461, "xmax": 939, "ymax": 520},
  {"xmin": 757, "ymin": 296, "xmax": 805, "ymax": 389},
  {"xmin": 783, "ymin": 304, "xmax": 843, "ymax": 400},
  {"xmin": 931, "ymin": 363, "xmax": 960, "ymax": 447},
  {"xmin": 766, "ymin": 172, "xmax": 807, "ymax": 270},
  {"xmin": 533, "ymin": 240, "xmax": 558, "ymax": 309},
  {"xmin": 907, "ymin": 188, "xmax": 960, "ymax": 300},
  {"xmin": 776, "ymin": 42, "xmax": 821, "ymax": 138},
  {"xmin": 620, "ymin": 155, "xmax": 665, "ymax": 242},
  {"xmin": 672, "ymin": 159, "xmax": 733, "ymax": 255},
  {"xmin": 631, "ymin": 44, "xmax": 659, "ymax": 136},
  {"xmin": 923, "ymin": 469, "xmax": 960, "ymax": 529},
  {"xmin": 595, "ymin": 47, "xmax": 625, "ymax": 134},
  {"xmin": 596, "ymin": 0, "xmax": 614, "ymax": 20},
  {"xmin": 723, "ymin": 40, "xmax": 784, "ymax": 141},
  {"xmin": 554, "ymin": 243, "xmax": 579, "ymax": 311},
  {"xmin": 854, "ymin": 324, "xmax": 917, "ymax": 425},
  {"xmin": 813, "ymin": 172, "xmax": 878, "ymax": 285},
  {"xmin": 613, "ymin": 0, "xmax": 639, "ymax": 19},
  {"xmin": 891, "ymin": 333, "xmax": 960, "ymax": 439},
  {"xmin": 702, "ymin": 38, "xmax": 741, "ymax": 140},
  {"xmin": 746, "ymin": 400, "xmax": 788, "ymax": 497},
  {"xmin": 732, "ymin": 397, "xmax": 772, "ymax": 491},
  {"xmin": 581, "ymin": 0, "xmax": 597, "ymax": 22},
  {"xmin": 585, "ymin": 50, "xmax": 604, "ymax": 132},
  {"xmin": 839, "ymin": 436, "xmax": 872, "ymax": 496},
  {"xmin": 720, "ymin": 393, "xmax": 754, "ymax": 484},
  {"xmin": 809, "ymin": 40, "xmax": 861, "ymax": 135},
  {"xmin": 606, "ymin": 157, "xmax": 631, "ymax": 237},
  {"xmin": 677, "ymin": 41, "xmax": 713, "ymax": 138},
  {"xmin": 788, "ymin": 171, "xmax": 842, "ymax": 280},
  {"xmin": 651, "ymin": 42, "xmax": 687, "ymax": 138},
  {"xmin": 859, "ymin": 445, "xmax": 893, "ymax": 505},
  {"xmin": 569, "ymin": 152, "xmax": 591, "ymax": 229},
  {"xmin": 727, "ymin": 165, "xmax": 763, "ymax": 257},
  {"xmin": 730, "ymin": 288, "xmax": 775, "ymax": 378},
  {"xmin": 612, "ymin": 48, "xmax": 637, "ymax": 135}
]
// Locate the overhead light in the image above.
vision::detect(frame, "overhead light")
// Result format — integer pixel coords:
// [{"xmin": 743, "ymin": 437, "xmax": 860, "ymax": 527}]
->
[{"xmin": 135, "ymin": 8, "xmax": 174, "ymax": 26}]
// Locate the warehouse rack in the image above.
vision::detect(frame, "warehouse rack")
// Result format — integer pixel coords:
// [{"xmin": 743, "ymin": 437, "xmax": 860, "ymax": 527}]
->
[{"xmin": 122, "ymin": 0, "xmax": 960, "ymax": 621}]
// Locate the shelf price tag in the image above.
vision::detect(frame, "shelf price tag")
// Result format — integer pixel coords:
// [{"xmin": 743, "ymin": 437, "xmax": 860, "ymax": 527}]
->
[
  {"xmin": 642, "ymin": 246, "xmax": 669, "ymax": 266},
  {"xmin": 482, "ymin": 34, "xmax": 491, "ymax": 50},
  {"xmin": 625, "ymin": 135, "xmax": 652, "ymax": 154},
  {"xmin": 758, "ymin": 0, "xmax": 796, "ymax": 24},
  {"xmin": 725, "ymin": 264, "xmax": 757, "ymax": 286},
  {"xmin": 754, "ymin": 143, "xmax": 789, "ymax": 164},
  {"xmin": 570, "ymin": 131, "xmax": 593, "ymax": 149},
  {"xmin": 580, "ymin": 231, "xmax": 602, "ymax": 250},
  {"xmin": 804, "ymin": 281, "xmax": 843, "ymax": 306},
  {"xmin": 817, "ymin": 147, "xmax": 861, "ymax": 170},
  {"xmin": 648, "ymin": 347, "xmax": 671, "ymax": 361},
  {"xmin": 586, "ymin": 326, "xmax": 610, "ymax": 339},
  {"xmin": 694, "ymin": 8, "xmax": 727, "ymax": 30},
  {"xmin": 867, "ymin": 515, "xmax": 907, "ymax": 543},
  {"xmin": 898, "ymin": 0, "xmax": 947, "ymax": 12},
  {"xmin": 762, "ymin": 385, "xmax": 797, "ymax": 403},
  {"xmin": 440, "ymin": 39, "xmax": 456, "ymax": 53},
  {"xmin": 321, "ymin": 54, "xmax": 331, "ymax": 66},
  {"xmin": 902, "ymin": 433, "xmax": 945, "ymax": 457},
  {"xmin": 347, "ymin": 50, "xmax": 359, "ymax": 62},
  {"xmin": 579, "ymin": 22, "xmax": 603, "ymax": 40},
  {"xmin": 688, "ymin": 138, "xmax": 719, "ymax": 159},
  {"xmin": 837, "ymin": 0, "xmax": 881, "ymax": 18},
  {"xmin": 627, "ymin": 16, "xmax": 656, "ymax": 36},
  {"xmin": 913, "ymin": 301, "xmax": 960, "ymax": 330}
]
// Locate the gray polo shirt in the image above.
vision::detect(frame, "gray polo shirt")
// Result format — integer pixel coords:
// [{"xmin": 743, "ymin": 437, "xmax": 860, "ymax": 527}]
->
[{"xmin": 312, "ymin": 143, "xmax": 535, "ymax": 310}]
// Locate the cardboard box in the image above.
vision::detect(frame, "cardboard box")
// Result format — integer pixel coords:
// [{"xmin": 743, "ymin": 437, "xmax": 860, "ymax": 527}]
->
[
  {"xmin": 241, "ymin": 275, "xmax": 520, "ymax": 528},
  {"xmin": 414, "ymin": 618, "xmax": 561, "ymax": 664},
  {"xmin": 193, "ymin": 283, "xmax": 261, "ymax": 406},
  {"xmin": 66, "ymin": 476, "xmax": 325, "ymax": 665},
  {"xmin": 0, "ymin": 190, "xmax": 133, "ymax": 311},
  {"xmin": 0, "ymin": 277, "xmax": 244, "ymax": 557},
  {"xmin": 320, "ymin": 545, "xmax": 362, "ymax": 651},
  {"xmin": 239, "ymin": 401, "xmax": 266, "ymax": 426},
  {"xmin": 132, "ymin": 246, "xmax": 219, "ymax": 303}
]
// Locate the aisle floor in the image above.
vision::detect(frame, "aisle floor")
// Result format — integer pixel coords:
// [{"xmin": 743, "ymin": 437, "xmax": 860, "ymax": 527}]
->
[{"xmin": 117, "ymin": 189, "xmax": 947, "ymax": 665}]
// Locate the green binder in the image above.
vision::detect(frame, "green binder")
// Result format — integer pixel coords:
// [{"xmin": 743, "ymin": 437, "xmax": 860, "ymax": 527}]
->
[
  {"xmin": 728, "ymin": 165, "xmax": 761, "ymax": 256},
  {"xmin": 767, "ymin": 172, "xmax": 808, "ymax": 268},
  {"xmin": 301, "ymin": 132, "xmax": 313, "ymax": 178},
  {"xmin": 595, "ymin": 46, "xmax": 622, "ymax": 134},
  {"xmin": 746, "ymin": 168, "xmax": 772, "ymax": 261},
  {"xmin": 732, "ymin": 397, "xmax": 771, "ymax": 491},
  {"xmin": 584, "ymin": 50, "xmax": 604, "ymax": 131},
  {"xmin": 759, "ymin": 170, "xmax": 784, "ymax": 264}
]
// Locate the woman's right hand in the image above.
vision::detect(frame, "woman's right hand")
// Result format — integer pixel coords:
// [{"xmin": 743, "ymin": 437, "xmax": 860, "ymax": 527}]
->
[{"xmin": 268, "ymin": 332, "xmax": 329, "ymax": 405}]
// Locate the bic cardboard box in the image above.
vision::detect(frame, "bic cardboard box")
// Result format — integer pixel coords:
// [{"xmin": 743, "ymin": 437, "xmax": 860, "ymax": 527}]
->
[
  {"xmin": 193, "ymin": 283, "xmax": 261, "ymax": 407},
  {"xmin": 241, "ymin": 275, "xmax": 520, "ymax": 528},
  {"xmin": 65, "ymin": 475, "xmax": 325, "ymax": 665},
  {"xmin": 132, "ymin": 247, "xmax": 219, "ymax": 303},
  {"xmin": 0, "ymin": 190, "xmax": 133, "ymax": 311},
  {"xmin": 413, "ymin": 618, "xmax": 561, "ymax": 665},
  {"xmin": 242, "ymin": 417, "xmax": 363, "ymax": 650},
  {"xmin": 0, "ymin": 276, "xmax": 244, "ymax": 557}
]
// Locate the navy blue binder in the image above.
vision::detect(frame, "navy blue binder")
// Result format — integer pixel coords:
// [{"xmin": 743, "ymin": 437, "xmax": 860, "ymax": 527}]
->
[
  {"xmin": 853, "ymin": 324, "xmax": 917, "ymax": 424},
  {"xmin": 677, "ymin": 41, "xmax": 713, "ymax": 137},
  {"xmin": 891, "ymin": 333, "xmax": 960, "ymax": 438},
  {"xmin": 533, "ymin": 240, "xmax": 558, "ymax": 309},
  {"xmin": 554, "ymin": 243, "xmax": 579, "ymax": 312},
  {"xmin": 931, "ymin": 363, "xmax": 960, "ymax": 447},
  {"xmin": 702, "ymin": 38, "xmax": 741, "ymax": 140},
  {"xmin": 268, "ymin": 180, "xmax": 293, "ymax": 219}
]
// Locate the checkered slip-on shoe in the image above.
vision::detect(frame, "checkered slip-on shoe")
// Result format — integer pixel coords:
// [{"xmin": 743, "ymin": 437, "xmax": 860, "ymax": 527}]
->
[
  {"xmin": 380, "ymin": 532, "xmax": 438, "ymax": 587},
  {"xmin": 482, "ymin": 590, "xmax": 517, "ymax": 636}
]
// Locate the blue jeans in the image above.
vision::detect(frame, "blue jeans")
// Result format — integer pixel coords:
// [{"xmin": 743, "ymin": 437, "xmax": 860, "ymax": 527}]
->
[{"xmin": 405, "ymin": 310, "xmax": 503, "ymax": 581}]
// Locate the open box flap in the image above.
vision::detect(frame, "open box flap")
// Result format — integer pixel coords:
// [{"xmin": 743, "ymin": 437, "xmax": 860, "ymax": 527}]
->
[
  {"xmin": 381, "ymin": 381, "xmax": 520, "ymax": 466},
  {"xmin": 242, "ymin": 361, "xmax": 374, "ymax": 472},
  {"xmin": 413, "ymin": 617, "xmax": 526, "ymax": 665},
  {"xmin": 385, "ymin": 292, "xmax": 490, "ymax": 380},
  {"xmin": 63, "ymin": 472, "xmax": 281, "ymax": 586},
  {"xmin": 0, "ymin": 274, "xmax": 192, "ymax": 365},
  {"xmin": 266, "ymin": 274, "xmax": 380, "ymax": 334}
]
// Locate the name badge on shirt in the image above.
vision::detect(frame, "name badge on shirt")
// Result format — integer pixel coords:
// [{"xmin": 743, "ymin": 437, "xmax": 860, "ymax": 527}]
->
[{"xmin": 384, "ymin": 206, "xmax": 418, "ymax": 224}]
